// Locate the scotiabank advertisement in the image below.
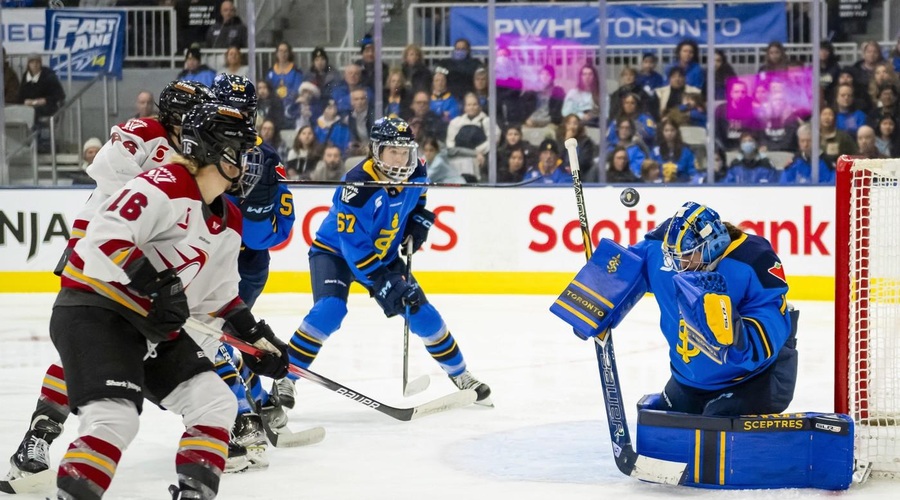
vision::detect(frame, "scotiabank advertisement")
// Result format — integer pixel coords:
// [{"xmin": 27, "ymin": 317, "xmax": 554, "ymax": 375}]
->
[{"xmin": 0, "ymin": 186, "xmax": 834, "ymax": 298}]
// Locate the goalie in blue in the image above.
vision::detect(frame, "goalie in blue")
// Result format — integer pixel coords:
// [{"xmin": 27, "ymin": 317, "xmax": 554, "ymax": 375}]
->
[
  {"xmin": 634, "ymin": 201, "xmax": 798, "ymax": 415},
  {"xmin": 285, "ymin": 117, "xmax": 492, "ymax": 404}
]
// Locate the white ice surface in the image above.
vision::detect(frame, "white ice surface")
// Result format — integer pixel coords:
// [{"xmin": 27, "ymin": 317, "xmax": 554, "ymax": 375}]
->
[{"xmin": 0, "ymin": 294, "xmax": 895, "ymax": 499}]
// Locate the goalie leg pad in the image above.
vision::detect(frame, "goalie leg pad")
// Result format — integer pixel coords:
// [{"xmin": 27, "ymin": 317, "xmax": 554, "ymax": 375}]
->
[
  {"xmin": 634, "ymin": 396, "xmax": 854, "ymax": 490},
  {"xmin": 550, "ymin": 238, "xmax": 648, "ymax": 340}
]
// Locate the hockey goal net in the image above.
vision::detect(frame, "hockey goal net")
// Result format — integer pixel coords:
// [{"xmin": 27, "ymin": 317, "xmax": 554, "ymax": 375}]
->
[{"xmin": 835, "ymin": 155, "xmax": 900, "ymax": 477}]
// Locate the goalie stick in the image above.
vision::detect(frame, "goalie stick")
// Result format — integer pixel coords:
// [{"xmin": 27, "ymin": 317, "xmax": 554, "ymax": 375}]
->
[
  {"xmin": 185, "ymin": 319, "xmax": 477, "ymax": 422},
  {"xmin": 564, "ymin": 138, "xmax": 687, "ymax": 485},
  {"xmin": 279, "ymin": 177, "xmax": 541, "ymax": 188}
]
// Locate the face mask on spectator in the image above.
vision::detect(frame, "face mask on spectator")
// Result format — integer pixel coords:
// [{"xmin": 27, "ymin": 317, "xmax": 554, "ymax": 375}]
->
[
  {"xmin": 452, "ymin": 49, "xmax": 467, "ymax": 60},
  {"xmin": 740, "ymin": 141, "xmax": 756, "ymax": 155}
]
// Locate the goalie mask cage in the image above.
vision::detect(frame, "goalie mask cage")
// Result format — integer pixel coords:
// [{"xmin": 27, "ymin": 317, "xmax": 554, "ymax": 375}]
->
[{"xmin": 835, "ymin": 155, "xmax": 900, "ymax": 477}]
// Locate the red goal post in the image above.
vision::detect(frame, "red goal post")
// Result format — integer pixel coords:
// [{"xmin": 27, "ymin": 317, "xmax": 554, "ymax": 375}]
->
[{"xmin": 835, "ymin": 155, "xmax": 900, "ymax": 478}]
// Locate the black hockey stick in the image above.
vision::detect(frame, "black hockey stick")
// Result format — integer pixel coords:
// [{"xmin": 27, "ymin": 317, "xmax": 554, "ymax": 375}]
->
[
  {"xmin": 185, "ymin": 319, "xmax": 476, "ymax": 422},
  {"xmin": 564, "ymin": 139, "xmax": 687, "ymax": 485},
  {"xmin": 279, "ymin": 176, "xmax": 541, "ymax": 188},
  {"xmin": 402, "ymin": 238, "xmax": 430, "ymax": 397}
]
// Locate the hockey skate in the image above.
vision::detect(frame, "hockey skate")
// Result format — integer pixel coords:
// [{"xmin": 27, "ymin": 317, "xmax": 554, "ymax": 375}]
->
[
  {"xmin": 0, "ymin": 415, "xmax": 62, "ymax": 494},
  {"xmin": 223, "ymin": 440, "xmax": 250, "ymax": 474},
  {"xmin": 168, "ymin": 483, "xmax": 203, "ymax": 499},
  {"xmin": 450, "ymin": 371, "xmax": 493, "ymax": 407},
  {"xmin": 231, "ymin": 413, "xmax": 268, "ymax": 470}
]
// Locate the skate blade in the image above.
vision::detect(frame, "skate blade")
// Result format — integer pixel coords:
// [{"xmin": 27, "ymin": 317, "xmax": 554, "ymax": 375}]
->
[
  {"xmin": 474, "ymin": 396, "xmax": 495, "ymax": 408},
  {"xmin": 0, "ymin": 469, "xmax": 54, "ymax": 493},
  {"xmin": 402, "ymin": 375, "xmax": 431, "ymax": 397}
]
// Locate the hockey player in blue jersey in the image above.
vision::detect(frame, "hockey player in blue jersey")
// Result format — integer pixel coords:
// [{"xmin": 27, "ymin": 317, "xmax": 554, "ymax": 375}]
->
[{"xmin": 286, "ymin": 117, "xmax": 492, "ymax": 404}]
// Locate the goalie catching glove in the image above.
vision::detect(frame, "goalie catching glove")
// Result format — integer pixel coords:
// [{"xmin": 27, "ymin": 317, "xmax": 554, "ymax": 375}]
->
[
  {"xmin": 673, "ymin": 271, "xmax": 745, "ymax": 364},
  {"xmin": 224, "ymin": 308, "xmax": 290, "ymax": 379}
]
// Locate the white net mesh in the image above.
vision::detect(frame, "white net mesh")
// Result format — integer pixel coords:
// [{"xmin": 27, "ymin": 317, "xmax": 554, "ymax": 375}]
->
[{"xmin": 848, "ymin": 159, "xmax": 900, "ymax": 475}]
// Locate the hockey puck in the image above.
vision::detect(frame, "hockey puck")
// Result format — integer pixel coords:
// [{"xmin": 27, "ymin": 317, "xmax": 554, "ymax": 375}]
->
[{"xmin": 620, "ymin": 187, "xmax": 640, "ymax": 207}]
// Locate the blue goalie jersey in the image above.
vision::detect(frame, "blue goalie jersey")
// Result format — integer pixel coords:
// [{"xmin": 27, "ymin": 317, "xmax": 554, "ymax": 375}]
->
[
  {"xmin": 310, "ymin": 157, "xmax": 428, "ymax": 286},
  {"xmin": 630, "ymin": 222, "xmax": 792, "ymax": 390}
]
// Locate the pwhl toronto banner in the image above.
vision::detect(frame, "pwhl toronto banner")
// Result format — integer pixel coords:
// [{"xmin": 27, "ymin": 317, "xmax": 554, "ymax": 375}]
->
[{"xmin": 450, "ymin": 2, "xmax": 787, "ymax": 46}]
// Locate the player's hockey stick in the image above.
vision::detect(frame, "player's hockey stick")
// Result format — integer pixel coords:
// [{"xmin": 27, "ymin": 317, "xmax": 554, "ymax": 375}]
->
[
  {"xmin": 185, "ymin": 319, "xmax": 476, "ymax": 422},
  {"xmin": 279, "ymin": 177, "xmax": 541, "ymax": 188},
  {"xmin": 564, "ymin": 138, "xmax": 687, "ymax": 485},
  {"xmin": 402, "ymin": 238, "xmax": 430, "ymax": 397},
  {"xmin": 0, "ymin": 470, "xmax": 54, "ymax": 494},
  {"xmin": 261, "ymin": 420, "xmax": 326, "ymax": 448}
]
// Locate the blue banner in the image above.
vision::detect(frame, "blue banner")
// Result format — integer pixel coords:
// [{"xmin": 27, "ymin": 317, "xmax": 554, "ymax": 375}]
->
[
  {"xmin": 44, "ymin": 9, "xmax": 126, "ymax": 80},
  {"xmin": 450, "ymin": 3, "xmax": 786, "ymax": 46}
]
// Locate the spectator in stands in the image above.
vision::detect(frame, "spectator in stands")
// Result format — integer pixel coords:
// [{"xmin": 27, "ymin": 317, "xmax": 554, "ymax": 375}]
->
[
  {"xmin": 758, "ymin": 41, "xmax": 790, "ymax": 80},
  {"xmin": 522, "ymin": 65, "xmax": 565, "ymax": 131},
  {"xmin": 313, "ymin": 98, "xmax": 350, "ymax": 153},
  {"xmin": 820, "ymin": 41, "xmax": 841, "ymax": 94},
  {"xmin": 498, "ymin": 147, "xmax": 527, "ymax": 184},
  {"xmin": 605, "ymin": 146, "xmax": 640, "ymax": 183},
  {"xmin": 723, "ymin": 132, "xmax": 779, "ymax": 184},
  {"xmin": 562, "ymin": 64, "xmax": 601, "ymax": 124},
  {"xmin": 636, "ymin": 52, "xmax": 664, "ymax": 95},
  {"xmin": 293, "ymin": 81, "xmax": 322, "ymax": 130},
  {"xmin": 870, "ymin": 85, "xmax": 899, "ymax": 124},
  {"xmin": 524, "ymin": 139, "xmax": 572, "ymax": 184},
  {"xmin": 875, "ymin": 114, "xmax": 900, "ymax": 157},
  {"xmin": 820, "ymin": 106, "xmax": 857, "ymax": 167},
  {"xmin": 759, "ymin": 82, "xmax": 801, "ymax": 152},
  {"xmin": 80, "ymin": 137, "xmax": 102, "ymax": 171},
  {"xmin": 255, "ymin": 80, "xmax": 286, "ymax": 130},
  {"xmin": 666, "ymin": 39, "xmax": 704, "ymax": 89},
  {"xmin": 715, "ymin": 79, "xmax": 757, "ymax": 151},
  {"xmin": 267, "ymin": 42, "xmax": 304, "ymax": 122},
  {"xmin": 559, "ymin": 114, "xmax": 596, "ymax": 176},
  {"xmin": 205, "ymin": 0, "xmax": 247, "ymax": 48},
  {"xmin": 472, "ymin": 68, "xmax": 489, "ymax": 112},
  {"xmin": 259, "ymin": 119, "xmax": 286, "ymax": 159},
  {"xmin": 347, "ymin": 88, "xmax": 374, "ymax": 156},
  {"xmin": 355, "ymin": 33, "xmax": 387, "ymax": 90},
  {"xmin": 835, "ymin": 83, "xmax": 869, "ymax": 137},
  {"xmin": 176, "ymin": 46, "xmax": 215, "ymax": 87},
  {"xmin": 781, "ymin": 124, "xmax": 834, "ymax": 184},
  {"xmin": 651, "ymin": 118, "xmax": 696, "ymax": 183},
  {"xmin": 222, "ymin": 45, "xmax": 248, "ymax": 78},
  {"xmin": 868, "ymin": 63, "xmax": 900, "ymax": 106},
  {"xmin": 827, "ymin": 69, "xmax": 872, "ymax": 114},
  {"xmin": 656, "ymin": 66, "xmax": 700, "ymax": 120},
  {"xmin": 305, "ymin": 47, "xmax": 341, "ymax": 97},
  {"xmin": 706, "ymin": 148, "xmax": 729, "ymax": 184},
  {"xmin": 608, "ymin": 119, "xmax": 648, "ymax": 177},
  {"xmin": 711, "ymin": 49, "xmax": 737, "ymax": 101},
  {"xmin": 750, "ymin": 80, "xmax": 771, "ymax": 120},
  {"xmin": 422, "ymin": 136, "xmax": 465, "ymax": 183},
  {"xmin": 609, "ymin": 67, "xmax": 644, "ymax": 119},
  {"xmin": 3, "ymin": 48, "xmax": 19, "ymax": 104},
  {"xmin": 669, "ymin": 92, "xmax": 706, "ymax": 128},
  {"xmin": 495, "ymin": 46, "xmax": 524, "ymax": 124},
  {"xmin": 133, "ymin": 90, "xmax": 155, "ymax": 119},
  {"xmin": 402, "ymin": 43, "xmax": 432, "ymax": 95},
  {"xmin": 330, "ymin": 63, "xmax": 371, "ymax": 118},
  {"xmin": 609, "ymin": 92, "xmax": 656, "ymax": 146},
  {"xmin": 430, "ymin": 67, "xmax": 460, "ymax": 123},
  {"xmin": 447, "ymin": 92, "xmax": 496, "ymax": 157},
  {"xmin": 642, "ymin": 158, "xmax": 664, "ymax": 183},
  {"xmin": 857, "ymin": 125, "xmax": 884, "ymax": 158},
  {"xmin": 851, "ymin": 40, "xmax": 886, "ymax": 90},
  {"xmin": 440, "ymin": 38, "xmax": 482, "ymax": 100},
  {"xmin": 890, "ymin": 35, "xmax": 900, "ymax": 73},
  {"xmin": 497, "ymin": 125, "xmax": 534, "ymax": 167},
  {"xmin": 286, "ymin": 125, "xmax": 322, "ymax": 179},
  {"xmin": 406, "ymin": 90, "xmax": 447, "ymax": 142},
  {"xmin": 18, "ymin": 53, "xmax": 66, "ymax": 151},
  {"xmin": 310, "ymin": 144, "xmax": 345, "ymax": 181},
  {"xmin": 384, "ymin": 68, "xmax": 410, "ymax": 119}
]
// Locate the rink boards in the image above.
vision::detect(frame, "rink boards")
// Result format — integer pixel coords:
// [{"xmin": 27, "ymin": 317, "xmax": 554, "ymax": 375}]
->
[{"xmin": 0, "ymin": 185, "xmax": 834, "ymax": 299}]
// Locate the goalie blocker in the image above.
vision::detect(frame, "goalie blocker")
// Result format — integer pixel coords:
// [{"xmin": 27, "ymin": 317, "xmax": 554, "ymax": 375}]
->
[{"xmin": 635, "ymin": 395, "xmax": 854, "ymax": 490}]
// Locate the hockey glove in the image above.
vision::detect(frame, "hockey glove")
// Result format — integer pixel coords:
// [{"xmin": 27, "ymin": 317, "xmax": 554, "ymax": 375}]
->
[
  {"xmin": 125, "ymin": 256, "xmax": 191, "ymax": 342},
  {"xmin": 371, "ymin": 271, "xmax": 425, "ymax": 318},
  {"xmin": 673, "ymin": 271, "xmax": 744, "ymax": 364},
  {"xmin": 240, "ymin": 149, "xmax": 285, "ymax": 222},
  {"xmin": 401, "ymin": 206, "xmax": 435, "ymax": 255},
  {"xmin": 240, "ymin": 320, "xmax": 290, "ymax": 379}
]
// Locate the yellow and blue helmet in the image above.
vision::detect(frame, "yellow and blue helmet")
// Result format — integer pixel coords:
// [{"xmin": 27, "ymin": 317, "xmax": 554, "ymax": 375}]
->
[{"xmin": 662, "ymin": 202, "xmax": 730, "ymax": 272}]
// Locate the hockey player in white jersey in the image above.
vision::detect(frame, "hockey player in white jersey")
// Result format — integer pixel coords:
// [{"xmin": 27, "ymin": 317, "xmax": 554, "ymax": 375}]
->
[{"xmin": 49, "ymin": 103, "xmax": 288, "ymax": 500}]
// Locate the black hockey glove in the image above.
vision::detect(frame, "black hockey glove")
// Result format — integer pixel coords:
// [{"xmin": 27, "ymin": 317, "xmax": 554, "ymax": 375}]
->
[
  {"xmin": 125, "ymin": 257, "xmax": 190, "ymax": 342},
  {"xmin": 401, "ymin": 206, "xmax": 435, "ymax": 255},
  {"xmin": 371, "ymin": 271, "xmax": 425, "ymax": 318},
  {"xmin": 240, "ymin": 150, "xmax": 284, "ymax": 222},
  {"xmin": 240, "ymin": 321, "xmax": 290, "ymax": 379}
]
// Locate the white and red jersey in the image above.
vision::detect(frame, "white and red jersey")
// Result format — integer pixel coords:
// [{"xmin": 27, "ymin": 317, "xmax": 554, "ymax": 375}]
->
[
  {"xmin": 69, "ymin": 118, "xmax": 177, "ymax": 245},
  {"xmin": 60, "ymin": 163, "xmax": 244, "ymax": 330}
]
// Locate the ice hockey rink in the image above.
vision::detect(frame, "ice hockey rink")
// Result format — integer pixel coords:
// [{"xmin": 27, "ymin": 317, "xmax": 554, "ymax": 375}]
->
[{"xmin": 0, "ymin": 293, "xmax": 895, "ymax": 499}]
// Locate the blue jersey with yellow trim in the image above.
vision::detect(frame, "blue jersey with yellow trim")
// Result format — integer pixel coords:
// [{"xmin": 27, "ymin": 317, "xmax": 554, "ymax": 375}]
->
[
  {"xmin": 311, "ymin": 157, "xmax": 427, "ymax": 286},
  {"xmin": 631, "ymin": 222, "xmax": 792, "ymax": 390}
]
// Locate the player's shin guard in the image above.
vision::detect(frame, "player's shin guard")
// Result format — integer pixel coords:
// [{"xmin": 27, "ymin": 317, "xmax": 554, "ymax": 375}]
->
[
  {"xmin": 57, "ymin": 436, "xmax": 122, "ymax": 500},
  {"xmin": 37, "ymin": 362, "xmax": 70, "ymax": 430},
  {"xmin": 411, "ymin": 304, "xmax": 466, "ymax": 377},
  {"xmin": 287, "ymin": 297, "xmax": 347, "ymax": 376},
  {"xmin": 175, "ymin": 425, "xmax": 229, "ymax": 498},
  {"xmin": 214, "ymin": 347, "xmax": 253, "ymax": 415}
]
